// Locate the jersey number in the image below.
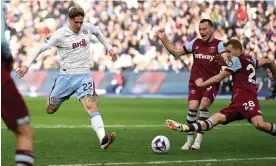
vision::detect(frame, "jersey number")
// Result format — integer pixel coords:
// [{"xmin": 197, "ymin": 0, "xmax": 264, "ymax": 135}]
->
[
  {"xmin": 83, "ymin": 82, "xmax": 93, "ymax": 91},
  {"xmin": 246, "ymin": 64, "xmax": 256, "ymax": 84},
  {"xmin": 242, "ymin": 100, "xmax": 255, "ymax": 111}
]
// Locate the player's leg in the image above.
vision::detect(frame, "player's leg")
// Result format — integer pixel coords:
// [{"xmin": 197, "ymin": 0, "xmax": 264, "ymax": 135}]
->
[
  {"xmin": 46, "ymin": 75, "xmax": 72, "ymax": 114},
  {"xmin": 182, "ymin": 99, "xmax": 200, "ymax": 150},
  {"xmin": 182, "ymin": 86, "xmax": 203, "ymax": 150},
  {"xmin": 77, "ymin": 74, "xmax": 115, "ymax": 150},
  {"xmin": 1, "ymin": 69, "xmax": 34, "ymax": 166},
  {"xmin": 241, "ymin": 96, "xmax": 276, "ymax": 136},
  {"xmin": 167, "ymin": 112, "xmax": 226, "ymax": 132},
  {"xmin": 192, "ymin": 85, "xmax": 219, "ymax": 149},
  {"xmin": 46, "ymin": 103, "xmax": 62, "ymax": 114},
  {"xmin": 15, "ymin": 123, "xmax": 34, "ymax": 165},
  {"xmin": 251, "ymin": 115, "xmax": 276, "ymax": 136},
  {"xmin": 192, "ymin": 96, "xmax": 213, "ymax": 150},
  {"xmin": 167, "ymin": 106, "xmax": 239, "ymax": 132}
]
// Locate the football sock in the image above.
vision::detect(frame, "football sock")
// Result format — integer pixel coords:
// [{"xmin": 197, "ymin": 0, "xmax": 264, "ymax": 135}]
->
[
  {"xmin": 197, "ymin": 109, "xmax": 209, "ymax": 134},
  {"xmin": 188, "ymin": 119, "xmax": 213, "ymax": 132},
  {"xmin": 90, "ymin": 112, "xmax": 105, "ymax": 142},
  {"xmin": 186, "ymin": 109, "xmax": 197, "ymax": 143},
  {"xmin": 270, "ymin": 123, "xmax": 276, "ymax": 136},
  {"xmin": 16, "ymin": 150, "xmax": 34, "ymax": 166}
]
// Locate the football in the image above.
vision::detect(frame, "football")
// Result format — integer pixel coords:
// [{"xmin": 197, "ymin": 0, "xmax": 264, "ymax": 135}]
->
[{"xmin": 151, "ymin": 135, "xmax": 170, "ymax": 153}]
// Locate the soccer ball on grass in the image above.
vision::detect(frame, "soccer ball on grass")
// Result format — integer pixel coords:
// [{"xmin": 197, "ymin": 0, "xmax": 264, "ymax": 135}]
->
[{"xmin": 151, "ymin": 135, "xmax": 170, "ymax": 153}]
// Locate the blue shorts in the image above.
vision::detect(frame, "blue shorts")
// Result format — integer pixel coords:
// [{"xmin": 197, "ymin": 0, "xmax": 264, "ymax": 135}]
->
[{"xmin": 48, "ymin": 73, "xmax": 96, "ymax": 104}]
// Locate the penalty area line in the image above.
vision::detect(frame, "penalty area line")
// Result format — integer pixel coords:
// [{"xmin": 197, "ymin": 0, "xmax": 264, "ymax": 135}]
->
[{"xmin": 48, "ymin": 157, "xmax": 276, "ymax": 166}]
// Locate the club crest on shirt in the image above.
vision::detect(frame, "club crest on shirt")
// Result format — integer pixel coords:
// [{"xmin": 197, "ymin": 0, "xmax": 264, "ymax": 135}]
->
[
  {"xmin": 83, "ymin": 29, "xmax": 88, "ymax": 34},
  {"xmin": 227, "ymin": 60, "xmax": 233, "ymax": 67},
  {"xmin": 190, "ymin": 90, "xmax": 195, "ymax": 94},
  {"xmin": 209, "ymin": 47, "xmax": 215, "ymax": 53}
]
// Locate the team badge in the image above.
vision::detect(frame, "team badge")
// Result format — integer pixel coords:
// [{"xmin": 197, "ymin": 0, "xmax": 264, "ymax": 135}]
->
[
  {"xmin": 209, "ymin": 47, "xmax": 215, "ymax": 53},
  {"xmin": 51, "ymin": 97, "xmax": 56, "ymax": 103},
  {"xmin": 227, "ymin": 60, "xmax": 233, "ymax": 67},
  {"xmin": 83, "ymin": 29, "xmax": 88, "ymax": 34},
  {"xmin": 190, "ymin": 90, "xmax": 195, "ymax": 94}
]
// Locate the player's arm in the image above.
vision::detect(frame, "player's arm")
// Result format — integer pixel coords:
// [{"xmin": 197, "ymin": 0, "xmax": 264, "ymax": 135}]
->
[
  {"xmin": 16, "ymin": 32, "xmax": 60, "ymax": 78},
  {"xmin": 157, "ymin": 28, "xmax": 190, "ymax": 57},
  {"xmin": 215, "ymin": 41, "xmax": 230, "ymax": 66},
  {"xmin": 257, "ymin": 58, "xmax": 276, "ymax": 81},
  {"xmin": 196, "ymin": 71, "xmax": 232, "ymax": 88},
  {"xmin": 91, "ymin": 25, "xmax": 117, "ymax": 62},
  {"xmin": 196, "ymin": 56, "xmax": 241, "ymax": 87}
]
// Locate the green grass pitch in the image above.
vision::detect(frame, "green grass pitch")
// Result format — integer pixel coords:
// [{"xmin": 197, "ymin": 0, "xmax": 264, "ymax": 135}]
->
[{"xmin": 1, "ymin": 97, "xmax": 276, "ymax": 166}]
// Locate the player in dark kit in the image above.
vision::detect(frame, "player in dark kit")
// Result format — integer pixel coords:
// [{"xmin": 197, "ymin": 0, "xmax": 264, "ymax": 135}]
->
[
  {"xmin": 1, "ymin": 1, "xmax": 34, "ymax": 165},
  {"xmin": 158, "ymin": 19, "xmax": 228, "ymax": 150},
  {"xmin": 166, "ymin": 39, "xmax": 276, "ymax": 138}
]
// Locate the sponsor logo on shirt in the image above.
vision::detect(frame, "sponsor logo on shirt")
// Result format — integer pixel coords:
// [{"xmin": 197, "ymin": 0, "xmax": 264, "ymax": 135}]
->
[
  {"xmin": 194, "ymin": 53, "xmax": 215, "ymax": 61},
  {"xmin": 72, "ymin": 39, "xmax": 87, "ymax": 49}
]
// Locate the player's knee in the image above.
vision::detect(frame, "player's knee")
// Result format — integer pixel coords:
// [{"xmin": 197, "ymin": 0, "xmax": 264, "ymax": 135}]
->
[
  {"xmin": 16, "ymin": 124, "xmax": 34, "ymax": 141},
  {"xmin": 199, "ymin": 100, "xmax": 211, "ymax": 109},
  {"xmin": 212, "ymin": 113, "xmax": 226, "ymax": 124},
  {"xmin": 189, "ymin": 101, "xmax": 199, "ymax": 110},
  {"xmin": 254, "ymin": 122, "xmax": 266, "ymax": 131},
  {"xmin": 83, "ymin": 95, "xmax": 98, "ymax": 113},
  {"xmin": 46, "ymin": 104, "xmax": 59, "ymax": 114}
]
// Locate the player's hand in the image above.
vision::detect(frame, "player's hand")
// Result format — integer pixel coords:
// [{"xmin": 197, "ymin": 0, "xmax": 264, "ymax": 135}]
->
[
  {"xmin": 157, "ymin": 28, "xmax": 166, "ymax": 39},
  {"xmin": 16, "ymin": 66, "xmax": 29, "ymax": 79},
  {"xmin": 108, "ymin": 49, "xmax": 117, "ymax": 62},
  {"xmin": 195, "ymin": 78, "xmax": 203, "ymax": 87}
]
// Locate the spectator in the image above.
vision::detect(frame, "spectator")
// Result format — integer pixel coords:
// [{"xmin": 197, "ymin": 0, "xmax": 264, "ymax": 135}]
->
[
  {"xmin": 106, "ymin": 68, "xmax": 125, "ymax": 94},
  {"xmin": 3, "ymin": 0, "xmax": 275, "ymax": 72}
]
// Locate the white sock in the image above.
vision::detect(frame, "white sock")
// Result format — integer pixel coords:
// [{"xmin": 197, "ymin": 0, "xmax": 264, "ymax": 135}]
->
[
  {"xmin": 90, "ymin": 112, "xmax": 105, "ymax": 142},
  {"xmin": 194, "ymin": 133, "xmax": 204, "ymax": 145},
  {"xmin": 186, "ymin": 135, "xmax": 194, "ymax": 144}
]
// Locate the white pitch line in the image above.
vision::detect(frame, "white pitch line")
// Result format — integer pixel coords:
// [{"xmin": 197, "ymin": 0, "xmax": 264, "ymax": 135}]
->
[
  {"xmin": 1, "ymin": 123, "xmax": 251, "ymax": 129},
  {"xmin": 1, "ymin": 124, "xmax": 251, "ymax": 129},
  {"xmin": 48, "ymin": 157, "xmax": 276, "ymax": 166}
]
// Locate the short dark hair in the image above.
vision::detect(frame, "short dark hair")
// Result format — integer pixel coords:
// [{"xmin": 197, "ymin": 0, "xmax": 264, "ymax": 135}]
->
[
  {"xmin": 199, "ymin": 19, "xmax": 214, "ymax": 27},
  {"xmin": 224, "ymin": 39, "xmax": 243, "ymax": 51},
  {"xmin": 68, "ymin": 7, "xmax": 85, "ymax": 19}
]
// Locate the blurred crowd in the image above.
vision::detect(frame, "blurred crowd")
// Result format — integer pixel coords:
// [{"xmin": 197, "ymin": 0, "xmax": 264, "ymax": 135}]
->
[{"xmin": 5, "ymin": 0, "xmax": 276, "ymax": 72}]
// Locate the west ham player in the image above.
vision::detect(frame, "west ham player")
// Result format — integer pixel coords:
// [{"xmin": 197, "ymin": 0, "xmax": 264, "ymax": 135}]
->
[
  {"xmin": 166, "ymin": 39, "xmax": 276, "ymax": 138},
  {"xmin": 16, "ymin": 7, "xmax": 117, "ymax": 150},
  {"xmin": 158, "ymin": 19, "xmax": 227, "ymax": 150},
  {"xmin": 1, "ymin": 1, "xmax": 34, "ymax": 165}
]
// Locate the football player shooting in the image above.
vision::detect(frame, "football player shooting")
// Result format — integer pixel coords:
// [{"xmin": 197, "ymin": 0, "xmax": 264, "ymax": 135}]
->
[
  {"xmin": 1, "ymin": 0, "xmax": 34, "ymax": 165},
  {"xmin": 16, "ymin": 6, "xmax": 117, "ymax": 150},
  {"xmin": 166, "ymin": 39, "xmax": 276, "ymax": 138},
  {"xmin": 158, "ymin": 19, "xmax": 228, "ymax": 150}
]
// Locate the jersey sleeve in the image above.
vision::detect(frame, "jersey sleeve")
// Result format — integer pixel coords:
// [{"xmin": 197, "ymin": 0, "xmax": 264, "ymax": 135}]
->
[
  {"xmin": 183, "ymin": 38, "xmax": 197, "ymax": 54},
  {"xmin": 43, "ymin": 30, "xmax": 61, "ymax": 48},
  {"xmin": 89, "ymin": 24, "xmax": 112, "ymax": 51},
  {"xmin": 218, "ymin": 41, "xmax": 225, "ymax": 53},
  {"xmin": 24, "ymin": 30, "xmax": 61, "ymax": 68},
  {"xmin": 224, "ymin": 56, "xmax": 241, "ymax": 73}
]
